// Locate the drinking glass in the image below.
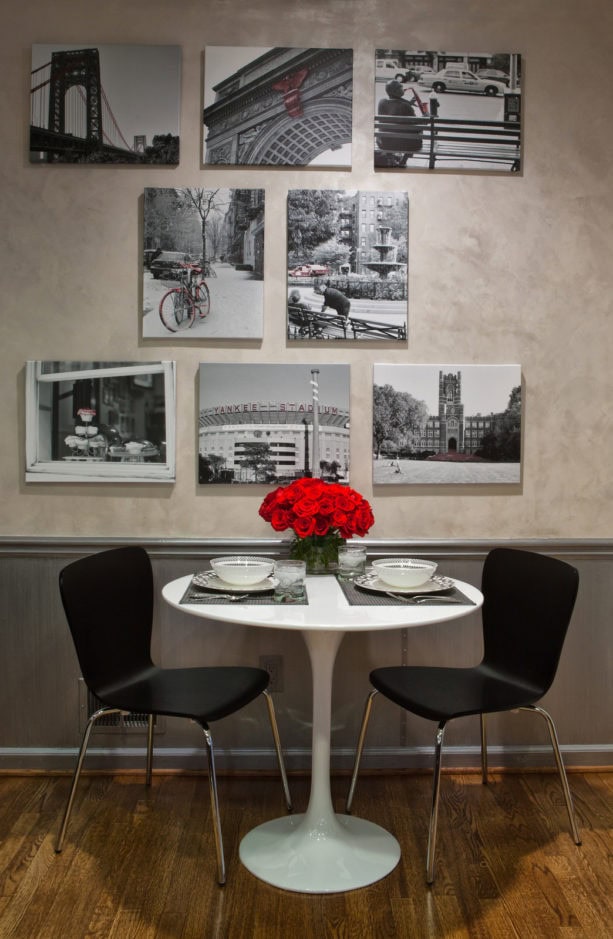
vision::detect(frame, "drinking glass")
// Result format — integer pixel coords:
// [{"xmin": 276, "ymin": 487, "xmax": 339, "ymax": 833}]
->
[
  {"xmin": 337, "ymin": 544, "xmax": 367, "ymax": 581},
  {"xmin": 274, "ymin": 559, "xmax": 307, "ymax": 603}
]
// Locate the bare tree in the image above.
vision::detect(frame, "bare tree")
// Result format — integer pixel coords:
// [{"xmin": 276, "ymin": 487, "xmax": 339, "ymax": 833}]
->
[{"xmin": 175, "ymin": 188, "xmax": 220, "ymax": 264}]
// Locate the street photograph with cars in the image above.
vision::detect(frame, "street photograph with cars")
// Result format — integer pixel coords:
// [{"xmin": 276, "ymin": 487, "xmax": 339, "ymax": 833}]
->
[
  {"xmin": 142, "ymin": 187, "xmax": 265, "ymax": 340},
  {"xmin": 374, "ymin": 49, "xmax": 522, "ymax": 172},
  {"xmin": 287, "ymin": 189, "xmax": 408, "ymax": 343}
]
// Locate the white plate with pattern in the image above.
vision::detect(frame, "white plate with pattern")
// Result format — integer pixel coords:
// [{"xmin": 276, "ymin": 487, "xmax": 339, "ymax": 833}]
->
[
  {"xmin": 354, "ymin": 572, "xmax": 455, "ymax": 595},
  {"xmin": 192, "ymin": 571, "xmax": 278, "ymax": 593}
]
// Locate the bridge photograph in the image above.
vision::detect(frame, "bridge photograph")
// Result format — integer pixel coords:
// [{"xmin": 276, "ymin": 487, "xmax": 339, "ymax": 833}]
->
[
  {"xmin": 30, "ymin": 43, "xmax": 181, "ymax": 164},
  {"xmin": 203, "ymin": 46, "xmax": 352, "ymax": 167}
]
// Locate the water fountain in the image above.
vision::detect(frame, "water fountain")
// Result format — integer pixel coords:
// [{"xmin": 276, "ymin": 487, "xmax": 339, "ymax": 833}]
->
[{"xmin": 363, "ymin": 225, "xmax": 403, "ymax": 279}]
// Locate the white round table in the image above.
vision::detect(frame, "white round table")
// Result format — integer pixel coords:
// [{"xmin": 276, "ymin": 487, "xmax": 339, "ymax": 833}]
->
[{"xmin": 162, "ymin": 573, "xmax": 483, "ymax": 893}]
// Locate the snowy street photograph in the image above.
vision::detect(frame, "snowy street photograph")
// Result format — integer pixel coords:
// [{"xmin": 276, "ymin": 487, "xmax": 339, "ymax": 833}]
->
[{"xmin": 143, "ymin": 188, "xmax": 264, "ymax": 340}]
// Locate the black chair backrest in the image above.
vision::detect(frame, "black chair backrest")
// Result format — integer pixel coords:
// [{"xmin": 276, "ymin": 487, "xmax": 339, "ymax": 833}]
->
[
  {"xmin": 59, "ymin": 546, "xmax": 155, "ymax": 698},
  {"xmin": 481, "ymin": 548, "xmax": 579, "ymax": 697}
]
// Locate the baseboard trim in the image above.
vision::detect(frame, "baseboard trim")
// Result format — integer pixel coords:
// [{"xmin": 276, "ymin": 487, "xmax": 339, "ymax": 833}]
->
[{"xmin": 1, "ymin": 744, "xmax": 611, "ymax": 773}]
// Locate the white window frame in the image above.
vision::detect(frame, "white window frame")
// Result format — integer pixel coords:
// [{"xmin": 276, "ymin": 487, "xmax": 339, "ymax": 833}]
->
[{"xmin": 25, "ymin": 361, "xmax": 176, "ymax": 483}]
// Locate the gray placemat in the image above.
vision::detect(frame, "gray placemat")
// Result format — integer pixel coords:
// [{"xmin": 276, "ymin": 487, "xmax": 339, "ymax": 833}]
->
[
  {"xmin": 180, "ymin": 578, "xmax": 308, "ymax": 606},
  {"xmin": 337, "ymin": 577, "xmax": 476, "ymax": 606}
]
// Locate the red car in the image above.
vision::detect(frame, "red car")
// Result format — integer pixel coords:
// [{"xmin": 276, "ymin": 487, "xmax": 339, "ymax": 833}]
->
[{"xmin": 288, "ymin": 264, "xmax": 330, "ymax": 277}]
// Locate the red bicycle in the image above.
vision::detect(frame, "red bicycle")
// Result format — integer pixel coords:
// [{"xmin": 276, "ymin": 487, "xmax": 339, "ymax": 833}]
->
[{"xmin": 159, "ymin": 265, "xmax": 210, "ymax": 333}]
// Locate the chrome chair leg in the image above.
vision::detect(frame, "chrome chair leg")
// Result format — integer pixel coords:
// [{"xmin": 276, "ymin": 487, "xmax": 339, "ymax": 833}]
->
[
  {"xmin": 346, "ymin": 690, "xmax": 378, "ymax": 813},
  {"xmin": 55, "ymin": 706, "xmax": 121, "ymax": 853},
  {"xmin": 262, "ymin": 690, "xmax": 292, "ymax": 812},
  {"xmin": 145, "ymin": 713, "xmax": 155, "ymax": 786},
  {"xmin": 426, "ymin": 720, "xmax": 447, "ymax": 885},
  {"xmin": 480, "ymin": 713, "xmax": 488, "ymax": 784},
  {"xmin": 520, "ymin": 705, "xmax": 582, "ymax": 845},
  {"xmin": 202, "ymin": 726, "xmax": 226, "ymax": 886}
]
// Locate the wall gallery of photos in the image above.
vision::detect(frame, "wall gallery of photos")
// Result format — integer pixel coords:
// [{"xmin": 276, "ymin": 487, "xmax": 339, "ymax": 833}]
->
[{"xmin": 27, "ymin": 43, "xmax": 523, "ymax": 486}]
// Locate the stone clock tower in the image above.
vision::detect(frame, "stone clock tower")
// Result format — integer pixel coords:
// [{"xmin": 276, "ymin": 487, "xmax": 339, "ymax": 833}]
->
[{"xmin": 438, "ymin": 371, "xmax": 465, "ymax": 452}]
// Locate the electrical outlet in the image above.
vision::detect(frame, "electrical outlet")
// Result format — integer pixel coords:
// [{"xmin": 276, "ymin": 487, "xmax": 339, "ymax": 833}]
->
[{"xmin": 259, "ymin": 654, "xmax": 284, "ymax": 693}]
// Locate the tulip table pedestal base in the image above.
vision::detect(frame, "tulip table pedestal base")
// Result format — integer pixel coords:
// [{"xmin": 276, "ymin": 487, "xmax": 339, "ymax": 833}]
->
[
  {"xmin": 239, "ymin": 811, "xmax": 400, "ymax": 893},
  {"xmin": 240, "ymin": 627, "xmax": 400, "ymax": 893}
]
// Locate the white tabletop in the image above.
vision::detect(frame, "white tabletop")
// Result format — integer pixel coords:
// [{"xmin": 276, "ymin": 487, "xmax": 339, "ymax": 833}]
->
[{"xmin": 162, "ymin": 573, "xmax": 483, "ymax": 633}]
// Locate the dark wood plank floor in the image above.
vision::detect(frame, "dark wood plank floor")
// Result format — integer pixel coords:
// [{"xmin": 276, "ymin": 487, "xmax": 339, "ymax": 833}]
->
[{"xmin": 0, "ymin": 771, "xmax": 610, "ymax": 938}]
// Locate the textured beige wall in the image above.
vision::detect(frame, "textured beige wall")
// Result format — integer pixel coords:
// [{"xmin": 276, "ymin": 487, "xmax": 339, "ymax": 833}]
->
[{"xmin": 1, "ymin": 0, "xmax": 612, "ymax": 539}]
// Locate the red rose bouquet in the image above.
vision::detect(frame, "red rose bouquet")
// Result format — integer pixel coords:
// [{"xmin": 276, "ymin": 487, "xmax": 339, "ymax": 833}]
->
[{"xmin": 259, "ymin": 477, "xmax": 374, "ymax": 571}]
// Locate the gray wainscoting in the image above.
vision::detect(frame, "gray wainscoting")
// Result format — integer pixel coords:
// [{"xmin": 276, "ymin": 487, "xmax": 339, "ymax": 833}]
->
[{"xmin": 0, "ymin": 537, "xmax": 611, "ymax": 773}]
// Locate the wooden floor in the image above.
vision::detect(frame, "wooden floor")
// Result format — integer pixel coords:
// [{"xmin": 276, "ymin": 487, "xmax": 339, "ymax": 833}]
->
[{"xmin": 0, "ymin": 771, "xmax": 611, "ymax": 938}]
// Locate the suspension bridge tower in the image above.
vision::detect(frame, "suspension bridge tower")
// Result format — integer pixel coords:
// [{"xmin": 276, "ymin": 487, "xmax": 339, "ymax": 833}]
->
[{"xmin": 48, "ymin": 48, "xmax": 103, "ymax": 147}]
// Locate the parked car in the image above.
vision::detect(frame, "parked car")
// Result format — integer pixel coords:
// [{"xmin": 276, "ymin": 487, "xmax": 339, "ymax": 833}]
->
[
  {"xmin": 404, "ymin": 65, "xmax": 435, "ymax": 81},
  {"xmin": 375, "ymin": 59, "xmax": 410, "ymax": 83},
  {"xmin": 476, "ymin": 68, "xmax": 510, "ymax": 86},
  {"xmin": 288, "ymin": 264, "xmax": 330, "ymax": 277},
  {"xmin": 149, "ymin": 251, "xmax": 193, "ymax": 280},
  {"xmin": 419, "ymin": 67, "xmax": 507, "ymax": 96}
]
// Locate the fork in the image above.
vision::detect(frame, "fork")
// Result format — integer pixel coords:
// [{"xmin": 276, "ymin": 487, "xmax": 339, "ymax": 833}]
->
[
  {"xmin": 194, "ymin": 593, "xmax": 250, "ymax": 602},
  {"xmin": 386, "ymin": 592, "xmax": 465, "ymax": 605}
]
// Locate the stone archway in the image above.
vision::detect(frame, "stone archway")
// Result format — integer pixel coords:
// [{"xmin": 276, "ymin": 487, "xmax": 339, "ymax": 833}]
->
[
  {"xmin": 203, "ymin": 48, "xmax": 353, "ymax": 167},
  {"xmin": 244, "ymin": 98, "xmax": 352, "ymax": 165}
]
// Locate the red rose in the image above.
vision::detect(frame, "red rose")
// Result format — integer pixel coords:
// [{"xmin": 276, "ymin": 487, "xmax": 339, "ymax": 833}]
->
[
  {"xmin": 259, "ymin": 488, "xmax": 282, "ymax": 521},
  {"xmin": 313, "ymin": 515, "xmax": 331, "ymax": 536},
  {"xmin": 270, "ymin": 507, "xmax": 292, "ymax": 531},
  {"xmin": 293, "ymin": 495, "xmax": 320, "ymax": 518},
  {"xmin": 331, "ymin": 509, "xmax": 348, "ymax": 530},
  {"xmin": 317, "ymin": 494, "xmax": 335, "ymax": 515},
  {"xmin": 293, "ymin": 515, "xmax": 317, "ymax": 538},
  {"xmin": 353, "ymin": 502, "xmax": 374, "ymax": 535}
]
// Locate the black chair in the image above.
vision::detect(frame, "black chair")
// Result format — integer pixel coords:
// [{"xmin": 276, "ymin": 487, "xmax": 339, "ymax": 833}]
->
[
  {"xmin": 56, "ymin": 546, "xmax": 292, "ymax": 885},
  {"xmin": 346, "ymin": 547, "xmax": 581, "ymax": 883}
]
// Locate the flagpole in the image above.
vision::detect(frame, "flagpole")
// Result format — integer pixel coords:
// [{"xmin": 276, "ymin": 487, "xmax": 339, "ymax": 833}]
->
[{"xmin": 310, "ymin": 368, "xmax": 320, "ymax": 477}]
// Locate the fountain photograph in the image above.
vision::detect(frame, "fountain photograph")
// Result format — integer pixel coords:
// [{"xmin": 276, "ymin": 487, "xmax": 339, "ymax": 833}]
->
[{"xmin": 287, "ymin": 189, "xmax": 408, "ymax": 342}]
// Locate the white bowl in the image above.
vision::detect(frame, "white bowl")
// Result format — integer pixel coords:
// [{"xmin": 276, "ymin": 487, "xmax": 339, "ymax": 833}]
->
[
  {"xmin": 371, "ymin": 557, "xmax": 437, "ymax": 588},
  {"xmin": 209, "ymin": 556, "xmax": 275, "ymax": 586}
]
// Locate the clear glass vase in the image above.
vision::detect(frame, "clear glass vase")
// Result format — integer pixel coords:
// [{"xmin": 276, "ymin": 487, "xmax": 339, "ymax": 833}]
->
[{"xmin": 289, "ymin": 532, "xmax": 344, "ymax": 573}]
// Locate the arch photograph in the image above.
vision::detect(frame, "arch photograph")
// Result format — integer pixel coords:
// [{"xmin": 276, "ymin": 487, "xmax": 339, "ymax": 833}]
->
[{"xmin": 203, "ymin": 46, "xmax": 352, "ymax": 167}]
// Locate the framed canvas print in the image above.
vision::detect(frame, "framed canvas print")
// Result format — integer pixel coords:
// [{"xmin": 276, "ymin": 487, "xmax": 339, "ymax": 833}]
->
[
  {"xmin": 374, "ymin": 49, "xmax": 521, "ymax": 172},
  {"xmin": 287, "ymin": 189, "xmax": 408, "ymax": 342},
  {"xmin": 373, "ymin": 364, "xmax": 522, "ymax": 484},
  {"xmin": 143, "ymin": 188, "xmax": 265, "ymax": 340},
  {"xmin": 30, "ymin": 44, "xmax": 181, "ymax": 164},
  {"xmin": 198, "ymin": 363, "xmax": 350, "ymax": 484},
  {"xmin": 25, "ymin": 361, "xmax": 176, "ymax": 482},
  {"xmin": 203, "ymin": 47, "xmax": 352, "ymax": 167}
]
